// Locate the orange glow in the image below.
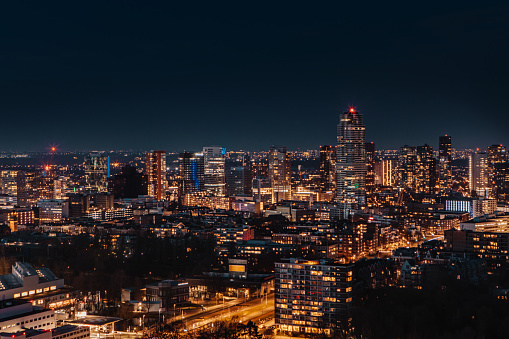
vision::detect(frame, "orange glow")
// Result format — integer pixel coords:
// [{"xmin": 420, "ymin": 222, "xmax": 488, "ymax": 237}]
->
[{"xmin": 44, "ymin": 165, "xmax": 50, "ymax": 171}]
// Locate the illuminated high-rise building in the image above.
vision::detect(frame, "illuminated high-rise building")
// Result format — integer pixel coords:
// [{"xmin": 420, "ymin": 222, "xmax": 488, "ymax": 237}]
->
[
  {"xmin": 226, "ymin": 154, "xmax": 252, "ymax": 196},
  {"xmin": 319, "ymin": 145, "xmax": 336, "ymax": 192},
  {"xmin": 469, "ymin": 151, "xmax": 489, "ymax": 197},
  {"xmin": 0, "ymin": 170, "xmax": 18, "ymax": 196},
  {"xmin": 146, "ymin": 150, "xmax": 167, "ymax": 201},
  {"xmin": 336, "ymin": 108, "xmax": 366, "ymax": 219},
  {"xmin": 179, "ymin": 152, "xmax": 204, "ymax": 196},
  {"xmin": 269, "ymin": 146, "xmax": 291, "ymax": 202},
  {"xmin": 84, "ymin": 152, "xmax": 110, "ymax": 192},
  {"xmin": 203, "ymin": 146, "xmax": 226, "ymax": 196},
  {"xmin": 374, "ymin": 159, "xmax": 396, "ymax": 187},
  {"xmin": 416, "ymin": 144, "xmax": 436, "ymax": 195},
  {"xmin": 494, "ymin": 163, "xmax": 509, "ymax": 202},
  {"xmin": 275, "ymin": 258, "xmax": 353, "ymax": 335},
  {"xmin": 487, "ymin": 144, "xmax": 507, "ymax": 196},
  {"xmin": 398, "ymin": 145, "xmax": 417, "ymax": 192},
  {"xmin": 438, "ymin": 136, "xmax": 452, "ymax": 195},
  {"xmin": 365, "ymin": 142, "xmax": 376, "ymax": 202},
  {"xmin": 16, "ymin": 171, "xmax": 38, "ymax": 207}
]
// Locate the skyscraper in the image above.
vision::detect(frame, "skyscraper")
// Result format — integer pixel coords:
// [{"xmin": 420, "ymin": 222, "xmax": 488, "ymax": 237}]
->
[
  {"xmin": 487, "ymin": 144, "xmax": 507, "ymax": 197},
  {"xmin": 268, "ymin": 146, "xmax": 291, "ymax": 202},
  {"xmin": 336, "ymin": 108, "xmax": 366, "ymax": 219},
  {"xmin": 469, "ymin": 151, "xmax": 489, "ymax": 198},
  {"xmin": 203, "ymin": 146, "xmax": 226, "ymax": 196},
  {"xmin": 226, "ymin": 154, "xmax": 252, "ymax": 196},
  {"xmin": 398, "ymin": 145, "xmax": 417, "ymax": 192},
  {"xmin": 416, "ymin": 144, "xmax": 436, "ymax": 195},
  {"xmin": 319, "ymin": 145, "xmax": 336, "ymax": 192},
  {"xmin": 365, "ymin": 142, "xmax": 376, "ymax": 202},
  {"xmin": 179, "ymin": 152, "xmax": 204, "ymax": 196},
  {"xmin": 438, "ymin": 136, "xmax": 452, "ymax": 195},
  {"xmin": 84, "ymin": 152, "xmax": 110, "ymax": 192},
  {"xmin": 146, "ymin": 150, "xmax": 167, "ymax": 201}
]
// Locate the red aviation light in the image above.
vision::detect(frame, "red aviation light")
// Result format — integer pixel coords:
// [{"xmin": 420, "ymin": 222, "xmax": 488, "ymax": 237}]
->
[{"xmin": 349, "ymin": 108, "xmax": 355, "ymax": 113}]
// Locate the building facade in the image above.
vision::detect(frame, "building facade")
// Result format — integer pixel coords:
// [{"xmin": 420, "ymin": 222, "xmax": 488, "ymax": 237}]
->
[{"xmin": 336, "ymin": 108, "xmax": 366, "ymax": 220}]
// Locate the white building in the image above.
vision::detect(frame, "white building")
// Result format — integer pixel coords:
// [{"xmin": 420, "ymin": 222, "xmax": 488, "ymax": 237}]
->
[{"xmin": 0, "ymin": 262, "xmax": 64, "ymax": 301}]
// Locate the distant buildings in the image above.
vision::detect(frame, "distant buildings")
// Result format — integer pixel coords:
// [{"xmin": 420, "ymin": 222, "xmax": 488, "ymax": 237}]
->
[
  {"xmin": 178, "ymin": 152, "xmax": 204, "ymax": 196},
  {"xmin": 226, "ymin": 155, "xmax": 252, "ymax": 196},
  {"xmin": 319, "ymin": 145, "xmax": 336, "ymax": 192},
  {"xmin": 336, "ymin": 108, "xmax": 366, "ymax": 219},
  {"xmin": 146, "ymin": 150, "xmax": 167, "ymax": 201},
  {"xmin": 108, "ymin": 165, "xmax": 147, "ymax": 199},
  {"xmin": 203, "ymin": 147, "xmax": 226, "ymax": 196},
  {"xmin": 438, "ymin": 135, "xmax": 452, "ymax": 195},
  {"xmin": 84, "ymin": 152, "xmax": 109, "ymax": 193},
  {"xmin": 469, "ymin": 151, "xmax": 489, "ymax": 197},
  {"xmin": 269, "ymin": 146, "xmax": 291, "ymax": 202}
]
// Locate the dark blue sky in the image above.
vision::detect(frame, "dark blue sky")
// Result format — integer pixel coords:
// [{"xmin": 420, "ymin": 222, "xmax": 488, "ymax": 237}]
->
[{"xmin": 1, "ymin": 2, "xmax": 508, "ymax": 152}]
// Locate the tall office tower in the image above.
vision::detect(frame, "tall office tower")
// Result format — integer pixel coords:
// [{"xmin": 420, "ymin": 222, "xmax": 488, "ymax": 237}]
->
[
  {"xmin": 365, "ymin": 142, "xmax": 376, "ymax": 201},
  {"xmin": 53, "ymin": 176, "xmax": 67, "ymax": 200},
  {"xmin": 268, "ymin": 146, "xmax": 291, "ymax": 202},
  {"xmin": 415, "ymin": 144, "xmax": 436, "ymax": 194},
  {"xmin": 336, "ymin": 108, "xmax": 366, "ymax": 219},
  {"xmin": 374, "ymin": 159, "xmax": 396, "ymax": 186},
  {"xmin": 469, "ymin": 151, "xmax": 489, "ymax": 198},
  {"xmin": 84, "ymin": 152, "xmax": 110, "ymax": 192},
  {"xmin": 108, "ymin": 165, "xmax": 148, "ymax": 199},
  {"xmin": 179, "ymin": 152, "xmax": 204, "ymax": 196},
  {"xmin": 226, "ymin": 155, "xmax": 253, "ymax": 196},
  {"xmin": 146, "ymin": 150, "xmax": 168, "ymax": 201},
  {"xmin": 275, "ymin": 258, "xmax": 354, "ymax": 336},
  {"xmin": 438, "ymin": 136, "xmax": 452, "ymax": 195},
  {"xmin": 494, "ymin": 163, "xmax": 509, "ymax": 202},
  {"xmin": 203, "ymin": 146, "xmax": 226, "ymax": 196},
  {"xmin": 0, "ymin": 170, "xmax": 18, "ymax": 195},
  {"xmin": 16, "ymin": 171, "xmax": 38, "ymax": 207},
  {"xmin": 319, "ymin": 145, "xmax": 336, "ymax": 192},
  {"xmin": 398, "ymin": 145, "xmax": 417, "ymax": 192},
  {"xmin": 487, "ymin": 144, "xmax": 507, "ymax": 196}
]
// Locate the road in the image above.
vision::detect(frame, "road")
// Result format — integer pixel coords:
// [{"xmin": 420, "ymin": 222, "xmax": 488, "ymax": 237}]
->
[{"xmin": 182, "ymin": 293, "xmax": 275, "ymax": 332}]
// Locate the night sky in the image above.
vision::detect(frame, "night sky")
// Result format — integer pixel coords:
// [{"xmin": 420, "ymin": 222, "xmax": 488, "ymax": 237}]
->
[{"xmin": 1, "ymin": 2, "xmax": 508, "ymax": 152}]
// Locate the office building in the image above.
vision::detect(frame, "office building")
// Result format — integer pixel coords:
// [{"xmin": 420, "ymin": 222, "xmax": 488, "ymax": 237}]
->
[
  {"xmin": 203, "ymin": 147, "xmax": 226, "ymax": 196},
  {"xmin": 67, "ymin": 194, "xmax": 89, "ymax": 218},
  {"xmin": 469, "ymin": 151, "xmax": 489, "ymax": 198},
  {"xmin": 108, "ymin": 165, "xmax": 148, "ymax": 199},
  {"xmin": 374, "ymin": 159, "xmax": 396, "ymax": 187},
  {"xmin": 0, "ymin": 170, "xmax": 18, "ymax": 196},
  {"xmin": 365, "ymin": 142, "xmax": 375, "ymax": 200},
  {"xmin": 319, "ymin": 145, "xmax": 336, "ymax": 192},
  {"xmin": 226, "ymin": 155, "xmax": 253, "ymax": 196},
  {"xmin": 415, "ymin": 144, "xmax": 436, "ymax": 194},
  {"xmin": 275, "ymin": 258, "xmax": 353, "ymax": 336},
  {"xmin": 438, "ymin": 136, "xmax": 452, "ymax": 195},
  {"xmin": 16, "ymin": 172, "xmax": 38, "ymax": 207},
  {"xmin": 37, "ymin": 200, "xmax": 67, "ymax": 223},
  {"xmin": 269, "ymin": 146, "xmax": 291, "ymax": 202},
  {"xmin": 398, "ymin": 146, "xmax": 417, "ymax": 192},
  {"xmin": 494, "ymin": 163, "xmax": 509, "ymax": 202},
  {"xmin": 336, "ymin": 108, "xmax": 366, "ymax": 219},
  {"xmin": 84, "ymin": 152, "xmax": 109, "ymax": 192},
  {"xmin": 488, "ymin": 144, "xmax": 507, "ymax": 197},
  {"xmin": 178, "ymin": 152, "xmax": 204, "ymax": 196},
  {"xmin": 146, "ymin": 150, "xmax": 167, "ymax": 201}
]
